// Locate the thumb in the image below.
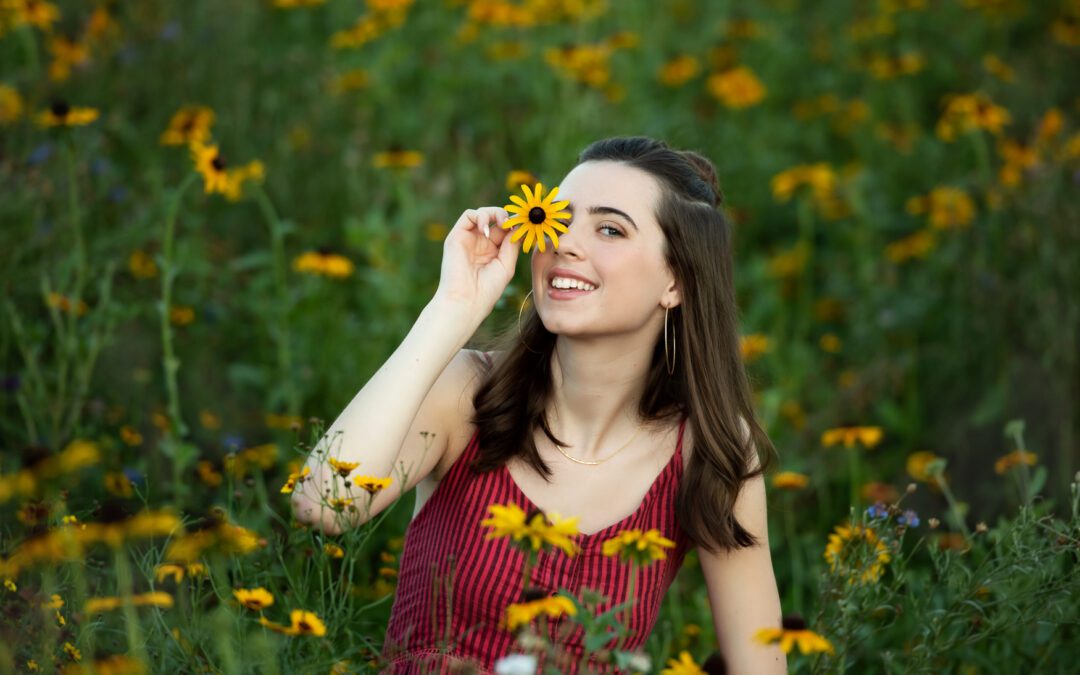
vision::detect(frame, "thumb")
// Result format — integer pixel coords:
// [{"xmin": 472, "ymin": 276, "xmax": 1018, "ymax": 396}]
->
[{"xmin": 497, "ymin": 226, "xmax": 521, "ymax": 269}]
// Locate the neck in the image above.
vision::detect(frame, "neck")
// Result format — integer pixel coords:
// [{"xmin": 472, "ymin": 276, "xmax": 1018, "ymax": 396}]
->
[{"xmin": 546, "ymin": 335, "xmax": 654, "ymax": 461}]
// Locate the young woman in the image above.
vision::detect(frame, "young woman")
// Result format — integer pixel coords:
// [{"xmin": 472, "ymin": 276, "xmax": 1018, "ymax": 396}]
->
[{"xmin": 291, "ymin": 136, "xmax": 787, "ymax": 674}]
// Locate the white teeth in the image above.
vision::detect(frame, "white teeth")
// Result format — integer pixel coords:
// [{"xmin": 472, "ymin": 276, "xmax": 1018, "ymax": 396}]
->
[{"xmin": 551, "ymin": 277, "xmax": 596, "ymax": 291}]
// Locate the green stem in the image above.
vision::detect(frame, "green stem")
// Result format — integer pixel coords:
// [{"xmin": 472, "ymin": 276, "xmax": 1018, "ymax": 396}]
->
[
  {"xmin": 159, "ymin": 172, "xmax": 199, "ymax": 440},
  {"xmin": 847, "ymin": 446, "xmax": 862, "ymax": 512},
  {"xmin": 114, "ymin": 547, "xmax": 150, "ymax": 666},
  {"xmin": 63, "ymin": 139, "xmax": 87, "ymax": 296},
  {"xmin": 17, "ymin": 23, "xmax": 41, "ymax": 82},
  {"xmin": 795, "ymin": 194, "xmax": 816, "ymax": 348},
  {"xmin": 932, "ymin": 472, "xmax": 972, "ymax": 541},
  {"xmin": 783, "ymin": 504, "xmax": 804, "ymax": 613},
  {"xmin": 251, "ymin": 185, "xmax": 299, "ymax": 416},
  {"xmin": 613, "ymin": 562, "xmax": 638, "ymax": 655}
]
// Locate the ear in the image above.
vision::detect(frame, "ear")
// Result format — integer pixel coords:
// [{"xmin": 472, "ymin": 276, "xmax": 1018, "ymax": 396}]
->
[{"xmin": 663, "ymin": 274, "xmax": 681, "ymax": 309}]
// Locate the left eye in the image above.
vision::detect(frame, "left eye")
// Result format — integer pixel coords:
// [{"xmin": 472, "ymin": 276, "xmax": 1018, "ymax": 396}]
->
[{"xmin": 599, "ymin": 224, "xmax": 623, "ymax": 237}]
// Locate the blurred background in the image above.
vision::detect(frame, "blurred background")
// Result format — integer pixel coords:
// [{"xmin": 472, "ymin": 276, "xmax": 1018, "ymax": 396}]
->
[{"xmin": 1, "ymin": 0, "xmax": 1077, "ymax": 672}]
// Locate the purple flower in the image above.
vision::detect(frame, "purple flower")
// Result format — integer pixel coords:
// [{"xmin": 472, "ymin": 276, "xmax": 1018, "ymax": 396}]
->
[
  {"xmin": 898, "ymin": 509, "xmax": 920, "ymax": 527},
  {"xmin": 222, "ymin": 434, "xmax": 244, "ymax": 452},
  {"xmin": 122, "ymin": 467, "xmax": 146, "ymax": 486},
  {"xmin": 865, "ymin": 502, "xmax": 889, "ymax": 520},
  {"xmin": 28, "ymin": 143, "xmax": 53, "ymax": 166}
]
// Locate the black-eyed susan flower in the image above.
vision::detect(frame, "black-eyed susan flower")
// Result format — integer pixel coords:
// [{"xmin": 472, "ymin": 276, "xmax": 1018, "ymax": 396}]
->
[
  {"xmin": 36, "ymin": 100, "xmax": 98, "ymax": 127},
  {"xmin": 0, "ymin": 84, "xmax": 24, "ymax": 124},
  {"xmin": 994, "ymin": 449, "xmax": 1037, "ymax": 475},
  {"xmin": 753, "ymin": 614, "xmax": 835, "ymax": 655},
  {"xmin": 504, "ymin": 170, "xmax": 538, "ymax": 193},
  {"xmin": 905, "ymin": 187, "xmax": 975, "ymax": 229},
  {"xmin": 821, "ymin": 426, "xmax": 883, "ymax": 450},
  {"xmin": 658, "ymin": 650, "xmax": 705, "ymax": 674},
  {"xmin": 352, "ymin": 475, "xmax": 392, "ymax": 495},
  {"xmin": 481, "ymin": 503, "xmax": 529, "ymax": 541},
  {"xmin": 190, "ymin": 139, "xmax": 264, "ymax": 201},
  {"xmin": 740, "ymin": 333, "xmax": 771, "ymax": 362},
  {"xmin": 119, "ymin": 425, "xmax": 143, "ymax": 446},
  {"xmin": 906, "ymin": 451, "xmax": 942, "ymax": 483},
  {"xmin": 327, "ymin": 457, "xmax": 359, "ymax": 478},
  {"xmin": 706, "ymin": 66, "xmax": 766, "ymax": 108},
  {"xmin": 772, "ymin": 471, "xmax": 810, "ymax": 491},
  {"xmin": 502, "ymin": 182, "xmax": 570, "ymax": 254},
  {"xmin": 658, "ymin": 54, "xmax": 701, "ymax": 87},
  {"xmin": 160, "ymin": 105, "xmax": 215, "ymax": 146},
  {"xmin": 5, "ymin": 0, "xmax": 60, "ymax": 31},
  {"xmin": 823, "ymin": 521, "xmax": 891, "ymax": 585},
  {"xmin": 480, "ymin": 503, "xmax": 580, "ymax": 556},
  {"xmin": 936, "ymin": 92, "xmax": 1011, "ymax": 141},
  {"xmin": 501, "ymin": 594, "xmax": 577, "ymax": 632},
  {"xmin": 328, "ymin": 497, "xmax": 353, "ymax": 512},
  {"xmin": 770, "ymin": 163, "xmax": 836, "ymax": 204},
  {"xmin": 169, "ymin": 305, "xmax": 195, "ymax": 326},
  {"xmin": 63, "ymin": 642, "xmax": 81, "ymax": 662},
  {"xmin": 85, "ymin": 591, "xmax": 174, "ymax": 614},
  {"xmin": 280, "ymin": 465, "xmax": 310, "ymax": 494},
  {"xmin": 330, "ymin": 14, "xmax": 385, "ymax": 49},
  {"xmin": 292, "ymin": 249, "xmax": 355, "ymax": 278},
  {"xmin": 233, "ymin": 587, "xmax": 274, "ymax": 611},
  {"xmin": 46, "ymin": 34, "xmax": 90, "ymax": 82},
  {"xmin": 324, "ymin": 543, "xmax": 345, "ymax": 558},
  {"xmin": 260, "ymin": 609, "xmax": 327, "ymax": 637},
  {"xmin": 885, "ymin": 229, "xmax": 936, "ymax": 264},
  {"xmin": 601, "ymin": 528, "xmax": 676, "ymax": 565},
  {"xmin": 372, "ymin": 147, "xmax": 424, "ymax": 168},
  {"xmin": 424, "ymin": 222, "xmax": 449, "ymax": 242}
]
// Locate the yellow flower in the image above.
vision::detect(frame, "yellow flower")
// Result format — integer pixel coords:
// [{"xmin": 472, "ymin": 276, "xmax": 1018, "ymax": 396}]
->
[
  {"xmin": 819, "ymin": 333, "xmax": 842, "ymax": 353},
  {"xmin": 327, "ymin": 68, "xmax": 371, "ymax": 94},
  {"xmin": 233, "ymin": 587, "xmax": 275, "ymax": 611},
  {"xmin": 936, "ymin": 92, "xmax": 1011, "ymax": 141},
  {"xmin": 352, "ymin": 475, "xmax": 392, "ymax": 495},
  {"xmin": 770, "ymin": 163, "xmax": 836, "ymax": 204},
  {"xmin": 772, "ymin": 471, "xmax": 809, "ymax": 490},
  {"xmin": 5, "ymin": 0, "xmax": 60, "ymax": 31},
  {"xmin": 824, "ymin": 522, "xmax": 891, "ymax": 585},
  {"xmin": 327, "ymin": 457, "xmax": 359, "ymax": 478},
  {"xmin": 659, "ymin": 650, "xmax": 705, "ymax": 674},
  {"xmin": 3, "ymin": 578, "xmax": 15, "ymax": 592},
  {"xmin": 26, "ymin": 660, "xmax": 38, "ymax": 672},
  {"xmin": 821, "ymin": 426, "xmax": 883, "ymax": 449},
  {"xmin": 160, "ymin": 105, "xmax": 215, "ymax": 146},
  {"xmin": 154, "ymin": 563, "xmax": 186, "ymax": 584},
  {"xmin": 85, "ymin": 591, "xmax": 174, "ymax": 614},
  {"xmin": 706, "ymin": 66, "xmax": 766, "ymax": 108},
  {"xmin": 994, "ymin": 449, "xmax": 1037, "ymax": 475},
  {"xmin": 328, "ymin": 497, "xmax": 353, "ymax": 512},
  {"xmin": 0, "ymin": 84, "xmax": 24, "ymax": 124},
  {"xmin": 36, "ymin": 101, "xmax": 98, "ymax": 127},
  {"xmin": 280, "ymin": 466, "xmax": 311, "ymax": 494},
  {"xmin": 753, "ymin": 614, "xmax": 835, "ymax": 655},
  {"xmin": 505, "ymin": 169, "xmax": 538, "ymax": 193},
  {"xmin": 63, "ymin": 642, "xmax": 81, "ymax": 662},
  {"xmin": 502, "ymin": 595, "xmax": 577, "ymax": 631},
  {"xmin": 46, "ymin": 291, "xmax": 88, "ymax": 316},
  {"xmin": 502, "ymin": 182, "xmax": 571, "ymax": 253},
  {"xmin": 41, "ymin": 594, "xmax": 63, "ymax": 609},
  {"xmin": 169, "ymin": 305, "xmax": 195, "ymax": 326},
  {"xmin": 196, "ymin": 460, "xmax": 223, "ymax": 487},
  {"xmin": 740, "ymin": 334, "xmax": 771, "ymax": 362},
  {"xmin": 424, "ymin": 222, "xmax": 449, "ymax": 241},
  {"xmin": 601, "ymin": 528, "xmax": 676, "ymax": 565},
  {"xmin": 982, "ymin": 54, "xmax": 1015, "ymax": 82},
  {"xmin": 104, "ymin": 471, "xmax": 134, "ymax": 497},
  {"xmin": 265, "ymin": 412, "xmax": 303, "ymax": 430},
  {"xmin": 324, "ymin": 543, "xmax": 345, "ymax": 558},
  {"xmin": 292, "ymin": 250, "xmax": 355, "ymax": 278},
  {"xmin": 906, "ymin": 187, "xmax": 975, "ymax": 229},
  {"xmin": 481, "ymin": 503, "xmax": 529, "ymax": 540},
  {"xmin": 885, "ymin": 229, "xmax": 936, "ymax": 264},
  {"xmin": 190, "ymin": 139, "xmax": 264, "ymax": 201},
  {"xmin": 46, "ymin": 34, "xmax": 90, "ymax": 82},
  {"xmin": 658, "ymin": 55, "xmax": 701, "ymax": 87},
  {"xmin": 906, "ymin": 451, "xmax": 941, "ymax": 482},
  {"xmin": 527, "ymin": 511, "xmax": 580, "ymax": 556},
  {"xmin": 372, "ymin": 148, "xmax": 424, "ymax": 168},
  {"xmin": 260, "ymin": 609, "xmax": 327, "ymax": 637}
]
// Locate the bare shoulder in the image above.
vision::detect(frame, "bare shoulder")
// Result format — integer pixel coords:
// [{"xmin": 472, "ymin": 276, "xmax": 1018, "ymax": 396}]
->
[{"xmin": 431, "ymin": 349, "xmax": 499, "ymax": 481}]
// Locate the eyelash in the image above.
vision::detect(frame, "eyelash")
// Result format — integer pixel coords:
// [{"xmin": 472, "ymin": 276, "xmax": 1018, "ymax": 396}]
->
[{"xmin": 599, "ymin": 224, "xmax": 623, "ymax": 237}]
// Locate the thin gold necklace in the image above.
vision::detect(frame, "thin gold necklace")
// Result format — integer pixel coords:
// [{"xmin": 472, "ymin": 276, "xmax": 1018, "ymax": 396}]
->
[{"xmin": 553, "ymin": 423, "xmax": 643, "ymax": 466}]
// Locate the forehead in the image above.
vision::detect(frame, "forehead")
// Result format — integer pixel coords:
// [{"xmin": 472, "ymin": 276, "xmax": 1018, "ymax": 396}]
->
[{"xmin": 557, "ymin": 161, "xmax": 660, "ymax": 220}]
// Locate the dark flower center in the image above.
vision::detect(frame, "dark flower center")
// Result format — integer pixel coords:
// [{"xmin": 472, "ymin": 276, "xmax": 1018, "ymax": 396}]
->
[
  {"xmin": 299, "ymin": 620, "xmax": 312, "ymax": 632},
  {"xmin": 50, "ymin": 100, "xmax": 70, "ymax": 118},
  {"xmin": 211, "ymin": 155, "xmax": 226, "ymax": 172},
  {"xmin": 781, "ymin": 613, "xmax": 807, "ymax": 631},
  {"xmin": 528, "ymin": 207, "xmax": 546, "ymax": 224}
]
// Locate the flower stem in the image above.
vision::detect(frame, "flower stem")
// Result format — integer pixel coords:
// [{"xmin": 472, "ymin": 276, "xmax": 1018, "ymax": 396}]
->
[
  {"xmin": 159, "ymin": 172, "xmax": 199, "ymax": 440},
  {"xmin": 932, "ymin": 472, "xmax": 972, "ymax": 542},
  {"xmin": 783, "ymin": 503, "xmax": 804, "ymax": 613},
  {"xmin": 847, "ymin": 446, "xmax": 862, "ymax": 511},
  {"xmin": 613, "ymin": 562, "xmax": 638, "ymax": 654},
  {"xmin": 114, "ymin": 547, "xmax": 150, "ymax": 666}
]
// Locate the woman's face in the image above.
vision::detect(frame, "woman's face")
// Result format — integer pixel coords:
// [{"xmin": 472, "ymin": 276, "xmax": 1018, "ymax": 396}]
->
[{"xmin": 530, "ymin": 160, "xmax": 679, "ymax": 338}]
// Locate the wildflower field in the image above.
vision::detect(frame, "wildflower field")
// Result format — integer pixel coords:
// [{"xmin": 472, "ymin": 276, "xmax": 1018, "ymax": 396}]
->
[{"xmin": 2, "ymin": 0, "xmax": 1079, "ymax": 673}]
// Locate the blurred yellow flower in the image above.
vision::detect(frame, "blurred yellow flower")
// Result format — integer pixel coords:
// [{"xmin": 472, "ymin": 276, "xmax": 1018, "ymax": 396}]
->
[
  {"xmin": 119, "ymin": 425, "xmax": 143, "ymax": 446},
  {"xmin": 766, "ymin": 241, "xmax": 809, "ymax": 279},
  {"xmin": 63, "ymin": 642, "xmax": 81, "ymax": 662},
  {"xmin": 997, "ymin": 139, "xmax": 1038, "ymax": 187},
  {"xmin": 771, "ymin": 163, "xmax": 836, "ymax": 203},
  {"xmin": 503, "ymin": 182, "xmax": 570, "ymax": 253},
  {"xmin": 160, "ymin": 106, "xmax": 215, "ymax": 146},
  {"xmin": 190, "ymin": 140, "xmax": 264, "ymax": 201},
  {"xmin": 865, "ymin": 51, "xmax": 925, "ymax": 79},
  {"xmin": 502, "ymin": 595, "xmax": 577, "ymax": 632},
  {"xmin": 324, "ymin": 543, "xmax": 345, "ymax": 558},
  {"xmin": 659, "ymin": 650, "xmax": 705, "ymax": 674},
  {"xmin": 127, "ymin": 249, "xmax": 158, "ymax": 279},
  {"xmin": 994, "ymin": 449, "xmax": 1037, "ymax": 475},
  {"xmin": 819, "ymin": 333, "xmax": 841, "ymax": 353},
  {"xmin": 657, "ymin": 54, "xmax": 700, "ymax": 87},
  {"xmin": 424, "ymin": 222, "xmax": 449, "ymax": 241},
  {"xmin": 824, "ymin": 522, "xmax": 890, "ymax": 585},
  {"xmin": 740, "ymin": 333, "xmax": 771, "ymax": 362},
  {"xmin": 46, "ymin": 291, "xmax": 88, "ymax": 316},
  {"xmin": 544, "ymin": 43, "xmax": 614, "ymax": 88},
  {"xmin": 46, "ymin": 35, "xmax": 90, "ymax": 82},
  {"xmin": 906, "ymin": 187, "xmax": 975, "ymax": 229},
  {"xmin": 36, "ymin": 101, "xmax": 98, "ymax": 127},
  {"xmin": 233, "ymin": 587, "xmax": 275, "ymax": 611},
  {"xmin": 327, "ymin": 68, "xmax": 371, "ymax": 94},
  {"xmin": 328, "ymin": 497, "xmax": 353, "ymax": 511},
  {"xmin": 505, "ymin": 170, "xmax": 538, "ymax": 193},
  {"xmin": 480, "ymin": 503, "xmax": 580, "ymax": 556},
  {"xmin": 201, "ymin": 409, "xmax": 223, "ymax": 430},
  {"xmin": 85, "ymin": 591, "xmax": 174, "ymax": 614},
  {"xmin": 936, "ymin": 92, "xmax": 1011, "ymax": 141},
  {"xmin": 196, "ymin": 460, "xmax": 223, "ymax": 487},
  {"xmin": 982, "ymin": 53, "xmax": 1015, "ymax": 82},
  {"xmin": 154, "ymin": 562, "xmax": 206, "ymax": 584},
  {"xmin": 373, "ymin": 148, "xmax": 424, "ymax": 168},
  {"xmin": 292, "ymin": 250, "xmax": 355, "ymax": 278},
  {"xmin": 265, "ymin": 412, "xmax": 303, "ymax": 430},
  {"xmin": 260, "ymin": 609, "xmax": 327, "ymax": 637},
  {"xmin": 5, "ymin": 0, "xmax": 60, "ymax": 31},
  {"xmin": 753, "ymin": 614, "xmax": 835, "ymax": 655},
  {"xmin": 885, "ymin": 229, "xmax": 936, "ymax": 264},
  {"xmin": 772, "ymin": 471, "xmax": 810, "ymax": 490},
  {"xmin": 821, "ymin": 426, "xmax": 883, "ymax": 449},
  {"xmin": 601, "ymin": 528, "xmax": 676, "ymax": 564},
  {"xmin": 0, "ymin": 84, "xmax": 24, "ymax": 124},
  {"xmin": 906, "ymin": 450, "xmax": 942, "ymax": 482},
  {"xmin": 706, "ymin": 66, "xmax": 766, "ymax": 108},
  {"xmin": 104, "ymin": 471, "xmax": 134, "ymax": 497},
  {"xmin": 169, "ymin": 305, "xmax": 195, "ymax": 326}
]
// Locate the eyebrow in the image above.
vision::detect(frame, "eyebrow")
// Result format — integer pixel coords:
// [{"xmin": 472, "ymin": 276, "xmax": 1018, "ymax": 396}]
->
[{"xmin": 563, "ymin": 203, "xmax": 639, "ymax": 231}]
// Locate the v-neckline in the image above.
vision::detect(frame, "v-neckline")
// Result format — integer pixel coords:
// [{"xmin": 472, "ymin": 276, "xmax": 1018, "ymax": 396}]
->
[{"xmin": 501, "ymin": 417, "xmax": 686, "ymax": 540}]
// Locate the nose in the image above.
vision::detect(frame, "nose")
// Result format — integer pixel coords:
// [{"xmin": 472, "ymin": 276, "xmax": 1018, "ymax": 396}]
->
[{"xmin": 553, "ymin": 220, "xmax": 583, "ymax": 259}]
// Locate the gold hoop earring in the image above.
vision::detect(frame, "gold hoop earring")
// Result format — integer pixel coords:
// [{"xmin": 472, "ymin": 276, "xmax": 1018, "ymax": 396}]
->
[
  {"xmin": 517, "ymin": 290, "xmax": 542, "ymax": 354},
  {"xmin": 664, "ymin": 305, "xmax": 676, "ymax": 375}
]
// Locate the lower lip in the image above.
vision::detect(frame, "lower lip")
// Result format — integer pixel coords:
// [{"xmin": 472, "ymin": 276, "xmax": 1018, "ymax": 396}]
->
[{"xmin": 546, "ymin": 286, "xmax": 597, "ymax": 300}]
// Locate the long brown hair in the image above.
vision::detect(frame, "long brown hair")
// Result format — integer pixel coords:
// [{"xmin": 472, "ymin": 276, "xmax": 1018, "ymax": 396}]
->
[{"xmin": 466, "ymin": 136, "xmax": 777, "ymax": 555}]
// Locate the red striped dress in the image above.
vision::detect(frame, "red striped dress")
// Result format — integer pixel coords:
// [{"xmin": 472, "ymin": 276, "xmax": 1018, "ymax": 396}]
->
[{"xmin": 380, "ymin": 404, "xmax": 692, "ymax": 674}]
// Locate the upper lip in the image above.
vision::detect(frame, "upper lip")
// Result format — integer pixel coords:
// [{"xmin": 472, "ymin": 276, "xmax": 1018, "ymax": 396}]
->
[{"xmin": 547, "ymin": 268, "xmax": 598, "ymax": 287}]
